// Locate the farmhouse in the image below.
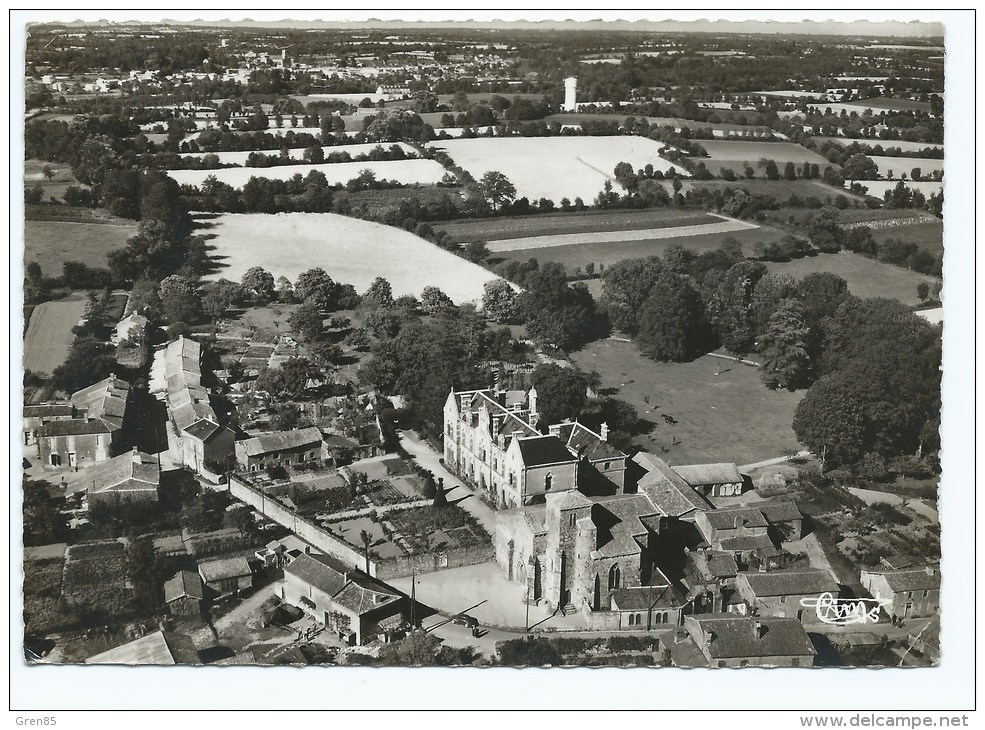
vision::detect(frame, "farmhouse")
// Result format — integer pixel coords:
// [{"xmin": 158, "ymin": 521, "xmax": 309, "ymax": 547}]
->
[
  {"xmin": 444, "ymin": 387, "xmax": 627, "ymax": 508},
  {"xmin": 23, "ymin": 403, "xmax": 75, "ymax": 448},
  {"xmin": 181, "ymin": 418, "xmax": 236, "ymax": 477},
  {"xmin": 85, "ymin": 449, "xmax": 160, "ymax": 508},
  {"xmin": 280, "ymin": 553, "xmax": 406, "ymax": 646},
  {"xmin": 735, "ymin": 569, "xmax": 841, "ymax": 624},
  {"xmin": 112, "ymin": 312, "xmax": 148, "ymax": 345},
  {"xmin": 164, "ymin": 570, "xmax": 204, "ymax": 616},
  {"xmin": 85, "ymin": 630, "xmax": 202, "ymax": 665},
  {"xmin": 37, "ymin": 375, "xmax": 131, "ymax": 469},
  {"xmin": 859, "ymin": 565, "xmax": 940, "ymax": 621},
  {"xmin": 671, "ymin": 462, "xmax": 746, "ymax": 498},
  {"xmin": 682, "ymin": 550, "xmax": 740, "ymax": 614},
  {"xmin": 663, "ymin": 614, "xmax": 816, "ymax": 668},
  {"xmin": 198, "ymin": 556, "xmax": 254, "ymax": 597},
  {"xmin": 235, "ymin": 426, "xmax": 329, "ymax": 471}
]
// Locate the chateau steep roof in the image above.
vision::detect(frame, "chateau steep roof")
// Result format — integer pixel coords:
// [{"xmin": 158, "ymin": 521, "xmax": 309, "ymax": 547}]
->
[
  {"xmin": 566, "ymin": 421, "xmax": 625, "ymax": 461},
  {"xmin": 516, "ymin": 435, "xmax": 578, "ymax": 468}
]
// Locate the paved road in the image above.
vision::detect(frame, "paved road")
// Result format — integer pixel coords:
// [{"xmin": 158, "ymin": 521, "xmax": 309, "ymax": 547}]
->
[{"xmin": 398, "ymin": 429, "xmax": 497, "ymax": 536}]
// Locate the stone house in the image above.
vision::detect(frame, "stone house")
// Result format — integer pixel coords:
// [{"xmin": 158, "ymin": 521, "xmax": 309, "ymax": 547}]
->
[
  {"xmin": 198, "ymin": 556, "xmax": 254, "ymax": 597},
  {"xmin": 663, "ymin": 614, "xmax": 816, "ymax": 668},
  {"xmin": 23, "ymin": 403, "xmax": 75, "ymax": 449},
  {"xmin": 181, "ymin": 418, "xmax": 236, "ymax": 477},
  {"xmin": 735, "ymin": 569, "xmax": 841, "ymax": 624},
  {"xmin": 859, "ymin": 565, "xmax": 940, "ymax": 621},
  {"xmin": 671, "ymin": 462, "xmax": 746, "ymax": 498},
  {"xmin": 37, "ymin": 375, "xmax": 131, "ymax": 469},
  {"xmin": 235, "ymin": 426, "xmax": 328, "ymax": 471},
  {"xmin": 164, "ymin": 570, "xmax": 204, "ymax": 616},
  {"xmin": 85, "ymin": 449, "xmax": 160, "ymax": 508},
  {"xmin": 682, "ymin": 550, "xmax": 740, "ymax": 614},
  {"xmin": 280, "ymin": 553, "xmax": 406, "ymax": 646}
]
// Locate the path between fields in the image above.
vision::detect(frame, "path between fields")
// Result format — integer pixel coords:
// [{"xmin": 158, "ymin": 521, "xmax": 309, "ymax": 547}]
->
[
  {"xmin": 739, "ymin": 450, "xmax": 810, "ymax": 472},
  {"xmin": 486, "ymin": 214, "xmax": 759, "ymax": 252}
]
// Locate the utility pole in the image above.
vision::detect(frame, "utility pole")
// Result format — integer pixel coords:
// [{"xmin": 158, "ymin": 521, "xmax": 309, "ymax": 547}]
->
[
  {"xmin": 525, "ymin": 577, "xmax": 530, "ymax": 635},
  {"xmin": 410, "ymin": 568, "xmax": 417, "ymax": 629}
]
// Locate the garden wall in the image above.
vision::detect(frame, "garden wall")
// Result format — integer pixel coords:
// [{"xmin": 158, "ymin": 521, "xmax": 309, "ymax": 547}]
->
[
  {"xmin": 374, "ymin": 542, "xmax": 494, "ymax": 581},
  {"xmin": 228, "ymin": 475, "xmax": 375, "ymax": 576}
]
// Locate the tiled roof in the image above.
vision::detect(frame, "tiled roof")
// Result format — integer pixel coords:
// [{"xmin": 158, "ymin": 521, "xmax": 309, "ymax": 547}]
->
[
  {"xmin": 24, "ymin": 403, "xmax": 74, "ymax": 418},
  {"xmin": 752, "ymin": 500, "xmax": 803, "ymax": 524},
  {"xmin": 284, "ymin": 553, "xmax": 349, "ymax": 596},
  {"xmin": 719, "ymin": 534, "xmax": 776, "ymax": 552},
  {"xmin": 546, "ymin": 490, "xmax": 592, "ymax": 512},
  {"xmin": 687, "ymin": 550, "xmax": 739, "ymax": 581},
  {"xmin": 566, "ymin": 421, "xmax": 625, "ymax": 461},
  {"xmin": 39, "ymin": 419, "xmax": 115, "ymax": 436},
  {"xmin": 71, "ymin": 375, "xmax": 130, "ymax": 428},
  {"xmin": 323, "ymin": 433, "xmax": 360, "ymax": 449},
  {"xmin": 85, "ymin": 631, "xmax": 201, "ymax": 665},
  {"xmin": 702, "ymin": 506, "xmax": 770, "ymax": 531},
  {"xmin": 878, "ymin": 567, "xmax": 940, "ymax": 593},
  {"xmin": 332, "ymin": 579, "xmax": 401, "ymax": 616},
  {"xmin": 686, "ymin": 614, "xmax": 816, "ymax": 660},
  {"xmin": 515, "ymin": 435, "xmax": 578, "ymax": 468},
  {"xmin": 240, "ymin": 427, "xmax": 323, "ymax": 457},
  {"xmin": 164, "ymin": 570, "xmax": 204, "ymax": 602},
  {"xmin": 673, "ymin": 463, "xmax": 743, "ymax": 486},
  {"xmin": 740, "ymin": 569, "xmax": 839, "ymax": 597},
  {"xmin": 634, "ymin": 453, "xmax": 712, "ymax": 517},
  {"xmin": 85, "ymin": 451, "xmax": 159, "ymax": 495},
  {"xmin": 198, "ymin": 556, "xmax": 252, "ymax": 583},
  {"xmin": 590, "ymin": 494, "xmax": 659, "ymax": 558},
  {"xmin": 610, "ymin": 582, "xmax": 684, "ymax": 611}
]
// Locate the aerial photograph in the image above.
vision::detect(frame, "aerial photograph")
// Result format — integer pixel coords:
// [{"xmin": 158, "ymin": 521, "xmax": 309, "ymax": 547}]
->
[{"xmin": 19, "ymin": 15, "xmax": 946, "ymax": 673}]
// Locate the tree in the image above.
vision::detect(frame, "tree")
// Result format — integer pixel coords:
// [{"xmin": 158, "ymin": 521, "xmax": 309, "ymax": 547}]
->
[
  {"xmin": 600, "ymin": 256, "xmax": 664, "ymax": 335},
  {"xmin": 710, "ymin": 261, "xmax": 768, "ymax": 356},
  {"xmin": 496, "ymin": 637, "xmax": 563, "ymax": 666},
  {"xmin": 783, "ymin": 161, "xmax": 797, "ymax": 181},
  {"xmin": 295, "ymin": 268, "xmax": 339, "ymax": 310},
  {"xmin": 241, "ymin": 266, "xmax": 275, "ymax": 301},
  {"xmin": 482, "ymin": 280, "xmax": 520, "ymax": 324},
  {"xmin": 792, "ymin": 371, "xmax": 870, "ymax": 469},
  {"xmin": 379, "ymin": 630, "xmax": 442, "ymax": 666},
  {"xmin": 917, "ymin": 282, "xmax": 930, "ymax": 302},
  {"xmin": 363, "ymin": 277, "xmax": 394, "ymax": 308},
  {"xmin": 359, "ymin": 529, "xmax": 372, "ymax": 572},
  {"xmin": 530, "ymin": 364, "xmax": 591, "ymax": 427},
  {"xmin": 478, "ymin": 170, "xmax": 516, "ymax": 213},
  {"xmin": 760, "ymin": 300, "xmax": 812, "ymax": 391},
  {"xmin": 201, "ymin": 278, "xmax": 242, "ymax": 321},
  {"xmin": 842, "ymin": 153, "xmax": 880, "ymax": 180},
  {"xmin": 52, "ymin": 338, "xmax": 117, "ymax": 393},
  {"xmin": 636, "ymin": 272, "xmax": 712, "ymax": 362},
  {"xmin": 159, "ymin": 274, "xmax": 200, "ymax": 325},
  {"xmin": 763, "ymin": 159, "xmax": 779, "ymax": 180},
  {"xmin": 289, "ymin": 301, "xmax": 325, "ymax": 341},
  {"xmin": 420, "ymin": 286, "xmax": 454, "ymax": 314}
]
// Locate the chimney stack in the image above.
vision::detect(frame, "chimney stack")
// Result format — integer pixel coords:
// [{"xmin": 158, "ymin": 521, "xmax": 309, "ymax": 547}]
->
[
  {"xmin": 755, "ymin": 621, "xmax": 768, "ymax": 640},
  {"xmin": 600, "ymin": 422, "xmax": 609, "ymax": 441},
  {"xmin": 528, "ymin": 387, "xmax": 538, "ymax": 419}
]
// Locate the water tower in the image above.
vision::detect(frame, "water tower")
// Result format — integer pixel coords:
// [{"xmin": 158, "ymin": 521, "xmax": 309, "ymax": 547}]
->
[{"xmin": 563, "ymin": 77, "xmax": 578, "ymax": 112}]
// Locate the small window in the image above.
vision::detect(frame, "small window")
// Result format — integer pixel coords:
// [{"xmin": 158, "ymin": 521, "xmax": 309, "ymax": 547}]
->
[
  {"xmin": 608, "ymin": 564, "xmax": 621, "ymax": 590},
  {"xmin": 628, "ymin": 614, "xmax": 635, "ymax": 626},
  {"xmin": 635, "ymin": 613, "xmax": 642, "ymax": 625},
  {"xmin": 791, "ymin": 658, "xmax": 801, "ymax": 668},
  {"xmin": 545, "ymin": 473, "xmax": 553, "ymax": 491},
  {"xmin": 568, "ymin": 513, "xmax": 576, "ymax": 527},
  {"xmin": 780, "ymin": 595, "xmax": 786, "ymax": 604},
  {"xmin": 718, "ymin": 661, "xmax": 727, "ymax": 668}
]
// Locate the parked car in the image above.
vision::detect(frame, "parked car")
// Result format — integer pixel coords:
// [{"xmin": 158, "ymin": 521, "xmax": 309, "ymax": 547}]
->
[{"xmin": 451, "ymin": 613, "xmax": 479, "ymax": 629}]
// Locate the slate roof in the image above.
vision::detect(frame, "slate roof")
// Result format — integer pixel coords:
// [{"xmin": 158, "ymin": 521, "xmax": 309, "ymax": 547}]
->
[
  {"xmin": 85, "ymin": 631, "xmax": 201, "ymax": 665},
  {"xmin": 740, "ymin": 569, "xmax": 840, "ymax": 597},
  {"xmin": 198, "ymin": 556, "xmax": 252, "ymax": 584},
  {"xmin": 719, "ymin": 534, "xmax": 776, "ymax": 552},
  {"xmin": 515, "ymin": 435, "xmax": 578, "ymax": 468},
  {"xmin": 589, "ymin": 494, "xmax": 660, "ymax": 558},
  {"xmin": 240, "ymin": 426, "xmax": 323, "ymax": 457},
  {"xmin": 878, "ymin": 567, "xmax": 940, "ymax": 593},
  {"xmin": 285, "ymin": 554, "xmax": 402, "ymax": 617},
  {"xmin": 566, "ymin": 422, "xmax": 625, "ymax": 461},
  {"xmin": 546, "ymin": 490, "xmax": 592, "ymax": 512},
  {"xmin": 85, "ymin": 451, "xmax": 159, "ymax": 495},
  {"xmin": 686, "ymin": 614, "xmax": 816, "ymax": 660},
  {"xmin": 610, "ymin": 582, "xmax": 684, "ymax": 611},
  {"xmin": 182, "ymin": 418, "xmax": 224, "ymax": 442},
  {"xmin": 323, "ymin": 433, "xmax": 360, "ymax": 450},
  {"xmin": 673, "ymin": 463, "xmax": 743, "ymax": 486},
  {"xmin": 164, "ymin": 570, "xmax": 204, "ymax": 602},
  {"xmin": 687, "ymin": 550, "xmax": 739, "ymax": 582},
  {"xmin": 702, "ymin": 506, "xmax": 770, "ymax": 531},
  {"xmin": 633, "ymin": 453, "xmax": 711, "ymax": 517}
]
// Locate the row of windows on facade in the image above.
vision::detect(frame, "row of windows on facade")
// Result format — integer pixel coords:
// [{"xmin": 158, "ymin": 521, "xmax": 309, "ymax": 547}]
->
[
  {"xmin": 250, "ymin": 450, "xmax": 319, "ymax": 469},
  {"xmin": 626, "ymin": 612, "xmax": 669, "ymax": 626}
]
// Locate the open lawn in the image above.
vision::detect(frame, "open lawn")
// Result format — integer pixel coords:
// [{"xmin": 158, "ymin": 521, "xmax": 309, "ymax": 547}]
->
[
  {"xmin": 25, "ymin": 219, "xmax": 138, "ymax": 277},
  {"xmin": 166, "ymin": 158, "xmax": 447, "ymax": 189},
  {"xmin": 764, "ymin": 251, "xmax": 938, "ymax": 306},
  {"xmin": 686, "ymin": 179, "xmax": 864, "ymax": 203},
  {"xmin": 179, "ymin": 142, "xmax": 419, "ymax": 166},
  {"xmin": 811, "ymin": 137, "xmax": 942, "ymax": 154},
  {"xmin": 870, "ymin": 220, "xmax": 944, "ymax": 256},
  {"xmin": 429, "ymin": 135, "xmax": 689, "ymax": 203},
  {"xmin": 569, "ymin": 340, "xmax": 803, "ymax": 465},
  {"xmin": 544, "ymin": 113, "xmax": 778, "ymax": 137},
  {"xmin": 436, "ymin": 208, "xmax": 722, "ymax": 244},
  {"xmin": 867, "ymin": 156, "xmax": 943, "ymax": 179},
  {"xmin": 25, "ymin": 159, "xmax": 85, "ymax": 202},
  {"xmin": 846, "ymin": 180, "xmax": 943, "ymax": 199},
  {"xmin": 201, "ymin": 212, "xmax": 503, "ymax": 304},
  {"xmin": 23, "ymin": 296, "xmax": 88, "ymax": 375},
  {"xmin": 692, "ymin": 140, "xmax": 830, "ymax": 163},
  {"xmin": 487, "ymin": 215, "xmax": 758, "ymax": 253},
  {"xmin": 495, "ymin": 224, "xmax": 789, "ymax": 274}
]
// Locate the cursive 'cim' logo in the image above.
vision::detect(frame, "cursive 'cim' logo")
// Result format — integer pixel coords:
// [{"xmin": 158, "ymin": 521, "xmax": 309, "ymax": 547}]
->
[{"xmin": 799, "ymin": 592, "xmax": 892, "ymax": 625}]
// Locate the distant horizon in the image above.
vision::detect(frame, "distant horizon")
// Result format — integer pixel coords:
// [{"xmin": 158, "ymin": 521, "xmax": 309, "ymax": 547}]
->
[{"xmin": 25, "ymin": 17, "xmax": 945, "ymax": 39}]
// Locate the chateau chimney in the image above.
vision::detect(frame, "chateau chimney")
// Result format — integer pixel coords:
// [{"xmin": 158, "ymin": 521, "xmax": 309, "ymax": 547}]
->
[
  {"xmin": 528, "ymin": 387, "xmax": 538, "ymax": 418},
  {"xmin": 548, "ymin": 423, "xmax": 562, "ymax": 437},
  {"xmin": 131, "ymin": 446, "xmax": 141, "ymax": 464},
  {"xmin": 755, "ymin": 621, "xmax": 768, "ymax": 640},
  {"xmin": 924, "ymin": 566, "xmax": 935, "ymax": 576},
  {"xmin": 600, "ymin": 422, "xmax": 609, "ymax": 441}
]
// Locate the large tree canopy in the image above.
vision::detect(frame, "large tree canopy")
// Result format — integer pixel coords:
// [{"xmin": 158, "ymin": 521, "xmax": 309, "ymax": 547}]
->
[{"xmin": 636, "ymin": 271, "xmax": 713, "ymax": 362}]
